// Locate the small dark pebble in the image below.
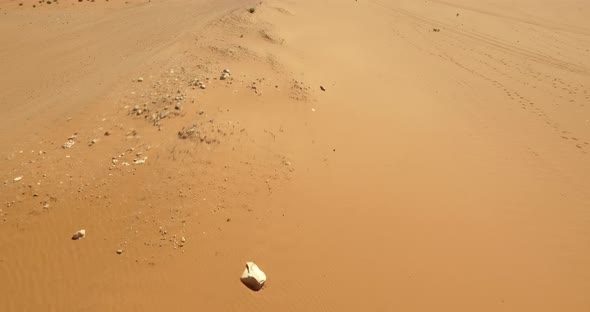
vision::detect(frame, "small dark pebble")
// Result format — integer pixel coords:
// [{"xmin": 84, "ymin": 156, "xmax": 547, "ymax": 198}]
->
[{"xmin": 320, "ymin": 86, "xmax": 326, "ymax": 91}]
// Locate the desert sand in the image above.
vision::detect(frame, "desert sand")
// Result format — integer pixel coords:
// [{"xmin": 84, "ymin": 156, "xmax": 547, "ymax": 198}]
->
[{"xmin": 1, "ymin": 0, "xmax": 589, "ymax": 311}]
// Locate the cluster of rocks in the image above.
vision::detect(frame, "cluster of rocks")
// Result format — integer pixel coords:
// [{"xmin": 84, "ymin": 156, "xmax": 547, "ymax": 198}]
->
[
  {"xmin": 111, "ymin": 147, "xmax": 149, "ymax": 167},
  {"xmin": 177, "ymin": 125, "xmax": 219, "ymax": 144},
  {"xmin": 131, "ymin": 105, "xmax": 145, "ymax": 116},
  {"xmin": 220, "ymin": 69, "xmax": 231, "ymax": 80},
  {"xmin": 128, "ymin": 90, "xmax": 188, "ymax": 127},
  {"xmin": 177, "ymin": 125, "xmax": 197, "ymax": 139},
  {"xmin": 62, "ymin": 134, "xmax": 77, "ymax": 149},
  {"xmin": 190, "ymin": 79, "xmax": 207, "ymax": 89},
  {"xmin": 290, "ymin": 79, "xmax": 311, "ymax": 101},
  {"xmin": 176, "ymin": 119, "xmax": 238, "ymax": 145}
]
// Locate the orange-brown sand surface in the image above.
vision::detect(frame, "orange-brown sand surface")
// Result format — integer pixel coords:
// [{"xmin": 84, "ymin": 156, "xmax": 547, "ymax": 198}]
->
[{"xmin": 1, "ymin": 0, "xmax": 589, "ymax": 311}]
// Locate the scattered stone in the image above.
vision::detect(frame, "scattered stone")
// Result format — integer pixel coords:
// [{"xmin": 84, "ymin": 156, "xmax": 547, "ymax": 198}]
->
[
  {"xmin": 13, "ymin": 176, "xmax": 23, "ymax": 182},
  {"xmin": 241, "ymin": 262, "xmax": 266, "ymax": 291},
  {"xmin": 190, "ymin": 79, "xmax": 207, "ymax": 89},
  {"xmin": 116, "ymin": 249, "xmax": 123, "ymax": 254},
  {"xmin": 71, "ymin": 229, "xmax": 86, "ymax": 240},
  {"xmin": 320, "ymin": 86, "xmax": 326, "ymax": 91},
  {"xmin": 181, "ymin": 236, "xmax": 186, "ymax": 243},
  {"xmin": 127, "ymin": 130, "xmax": 138, "ymax": 137},
  {"xmin": 175, "ymin": 103, "xmax": 182, "ymax": 110},
  {"xmin": 220, "ymin": 69, "xmax": 231, "ymax": 80},
  {"xmin": 89, "ymin": 139, "xmax": 98, "ymax": 146},
  {"xmin": 137, "ymin": 77, "xmax": 144, "ymax": 82},
  {"xmin": 178, "ymin": 125, "xmax": 196, "ymax": 139},
  {"xmin": 62, "ymin": 135, "xmax": 76, "ymax": 149},
  {"xmin": 104, "ymin": 130, "xmax": 111, "ymax": 136},
  {"xmin": 132, "ymin": 105, "xmax": 144, "ymax": 116},
  {"xmin": 433, "ymin": 28, "xmax": 441, "ymax": 32},
  {"xmin": 112, "ymin": 158, "xmax": 119, "ymax": 165},
  {"xmin": 133, "ymin": 158, "xmax": 146, "ymax": 165}
]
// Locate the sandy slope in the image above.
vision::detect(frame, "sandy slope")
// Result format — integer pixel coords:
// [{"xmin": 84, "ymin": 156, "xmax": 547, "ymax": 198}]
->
[{"xmin": 1, "ymin": 0, "xmax": 589, "ymax": 311}]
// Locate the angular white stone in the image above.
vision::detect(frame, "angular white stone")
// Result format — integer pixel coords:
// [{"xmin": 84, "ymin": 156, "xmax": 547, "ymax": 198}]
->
[{"xmin": 240, "ymin": 262, "xmax": 266, "ymax": 291}]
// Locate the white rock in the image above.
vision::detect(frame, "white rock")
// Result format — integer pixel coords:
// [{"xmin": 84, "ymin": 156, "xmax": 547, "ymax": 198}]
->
[
  {"xmin": 62, "ymin": 139, "xmax": 75, "ymax": 149},
  {"xmin": 138, "ymin": 77, "xmax": 144, "ymax": 82},
  {"xmin": 116, "ymin": 249, "xmax": 123, "ymax": 254},
  {"xmin": 13, "ymin": 176, "xmax": 23, "ymax": 182},
  {"xmin": 220, "ymin": 69, "xmax": 231, "ymax": 80},
  {"xmin": 133, "ymin": 159, "xmax": 145, "ymax": 165},
  {"xmin": 240, "ymin": 262, "xmax": 266, "ymax": 291},
  {"xmin": 72, "ymin": 229, "xmax": 86, "ymax": 240}
]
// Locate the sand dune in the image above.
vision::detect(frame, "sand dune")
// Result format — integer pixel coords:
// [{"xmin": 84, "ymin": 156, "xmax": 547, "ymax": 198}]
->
[{"xmin": 1, "ymin": 0, "xmax": 589, "ymax": 311}]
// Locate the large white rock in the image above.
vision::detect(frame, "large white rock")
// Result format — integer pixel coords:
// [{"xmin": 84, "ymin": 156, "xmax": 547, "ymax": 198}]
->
[{"xmin": 240, "ymin": 262, "xmax": 266, "ymax": 291}]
